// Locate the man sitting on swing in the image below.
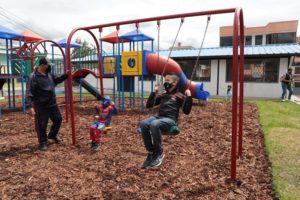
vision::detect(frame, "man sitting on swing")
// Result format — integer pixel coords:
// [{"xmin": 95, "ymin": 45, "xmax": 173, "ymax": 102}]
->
[{"xmin": 140, "ymin": 72, "xmax": 192, "ymax": 169}]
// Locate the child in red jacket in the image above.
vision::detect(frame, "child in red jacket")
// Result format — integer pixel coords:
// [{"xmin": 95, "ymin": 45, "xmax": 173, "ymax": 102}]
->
[{"xmin": 90, "ymin": 96, "xmax": 117, "ymax": 150}]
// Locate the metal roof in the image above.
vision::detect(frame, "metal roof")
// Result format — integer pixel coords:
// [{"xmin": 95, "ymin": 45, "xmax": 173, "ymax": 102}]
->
[{"xmin": 158, "ymin": 44, "xmax": 300, "ymax": 58}]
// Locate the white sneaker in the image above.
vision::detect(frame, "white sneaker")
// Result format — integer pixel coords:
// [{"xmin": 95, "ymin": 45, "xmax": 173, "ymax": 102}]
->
[{"xmin": 281, "ymin": 99, "xmax": 286, "ymax": 102}]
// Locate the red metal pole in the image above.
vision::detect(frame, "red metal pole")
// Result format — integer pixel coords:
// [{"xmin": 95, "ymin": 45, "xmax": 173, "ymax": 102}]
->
[
  {"xmin": 29, "ymin": 40, "xmax": 67, "ymax": 142},
  {"xmin": 238, "ymin": 10, "xmax": 245, "ymax": 158},
  {"xmin": 64, "ymin": 47, "xmax": 68, "ymax": 123},
  {"xmin": 66, "ymin": 28, "xmax": 102, "ymax": 145},
  {"xmin": 67, "ymin": 29, "xmax": 78, "ymax": 145},
  {"xmin": 231, "ymin": 9, "xmax": 240, "ymax": 181},
  {"xmin": 83, "ymin": 29, "xmax": 103, "ymax": 96},
  {"xmin": 81, "ymin": 8, "xmax": 236, "ymax": 31}
]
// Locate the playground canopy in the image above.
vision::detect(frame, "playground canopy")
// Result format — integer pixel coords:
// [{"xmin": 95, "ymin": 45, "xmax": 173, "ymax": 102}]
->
[
  {"xmin": 120, "ymin": 29, "xmax": 154, "ymax": 42},
  {"xmin": 101, "ymin": 31, "xmax": 127, "ymax": 44},
  {"xmin": 0, "ymin": 25, "xmax": 22, "ymax": 39},
  {"xmin": 21, "ymin": 31, "xmax": 44, "ymax": 43},
  {"xmin": 57, "ymin": 38, "xmax": 81, "ymax": 48}
]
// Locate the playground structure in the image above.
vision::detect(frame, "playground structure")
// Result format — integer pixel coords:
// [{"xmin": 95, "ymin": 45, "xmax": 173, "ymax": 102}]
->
[
  {"xmin": 65, "ymin": 8, "xmax": 245, "ymax": 180},
  {"xmin": 0, "ymin": 26, "xmax": 49, "ymax": 115},
  {"xmin": 0, "ymin": 26, "xmax": 80, "ymax": 117}
]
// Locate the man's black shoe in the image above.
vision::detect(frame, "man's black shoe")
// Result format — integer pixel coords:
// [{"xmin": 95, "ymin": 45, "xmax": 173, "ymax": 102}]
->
[
  {"xmin": 48, "ymin": 134, "xmax": 62, "ymax": 144},
  {"xmin": 141, "ymin": 152, "xmax": 154, "ymax": 169},
  {"xmin": 148, "ymin": 151, "xmax": 165, "ymax": 168},
  {"xmin": 91, "ymin": 142, "xmax": 101, "ymax": 151},
  {"xmin": 39, "ymin": 143, "xmax": 48, "ymax": 151}
]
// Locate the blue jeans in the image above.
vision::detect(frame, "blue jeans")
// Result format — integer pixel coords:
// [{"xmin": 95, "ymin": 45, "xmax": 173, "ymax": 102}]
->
[
  {"xmin": 140, "ymin": 116, "xmax": 176, "ymax": 153},
  {"xmin": 281, "ymin": 82, "xmax": 293, "ymax": 100}
]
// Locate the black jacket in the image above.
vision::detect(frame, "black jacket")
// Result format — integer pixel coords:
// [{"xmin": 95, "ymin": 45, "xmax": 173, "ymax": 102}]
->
[
  {"xmin": 146, "ymin": 89, "xmax": 192, "ymax": 122},
  {"xmin": 26, "ymin": 70, "xmax": 68, "ymax": 108}
]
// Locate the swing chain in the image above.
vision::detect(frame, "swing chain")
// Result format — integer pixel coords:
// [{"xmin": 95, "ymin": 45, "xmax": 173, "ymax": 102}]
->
[
  {"xmin": 160, "ymin": 18, "xmax": 184, "ymax": 87},
  {"xmin": 188, "ymin": 15, "xmax": 211, "ymax": 88}
]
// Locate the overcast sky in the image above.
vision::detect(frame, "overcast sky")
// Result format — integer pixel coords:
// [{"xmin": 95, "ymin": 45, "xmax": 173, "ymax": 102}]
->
[{"xmin": 0, "ymin": 0, "xmax": 299, "ymax": 50}]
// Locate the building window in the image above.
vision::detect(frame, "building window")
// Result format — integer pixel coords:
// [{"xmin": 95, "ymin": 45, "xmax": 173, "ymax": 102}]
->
[
  {"xmin": 226, "ymin": 58, "xmax": 280, "ymax": 83},
  {"xmin": 220, "ymin": 36, "xmax": 232, "ymax": 47},
  {"xmin": 255, "ymin": 35, "xmax": 263, "ymax": 45},
  {"xmin": 245, "ymin": 36, "xmax": 252, "ymax": 45},
  {"xmin": 266, "ymin": 32, "xmax": 296, "ymax": 44},
  {"xmin": 175, "ymin": 59, "xmax": 211, "ymax": 81}
]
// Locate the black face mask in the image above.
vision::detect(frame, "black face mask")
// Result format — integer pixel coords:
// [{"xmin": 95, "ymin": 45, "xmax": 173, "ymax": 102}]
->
[
  {"xmin": 164, "ymin": 82, "xmax": 173, "ymax": 92},
  {"xmin": 46, "ymin": 65, "xmax": 51, "ymax": 73}
]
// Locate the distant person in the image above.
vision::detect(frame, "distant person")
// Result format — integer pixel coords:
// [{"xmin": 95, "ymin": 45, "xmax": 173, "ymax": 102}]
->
[
  {"xmin": 90, "ymin": 96, "xmax": 117, "ymax": 151},
  {"xmin": 26, "ymin": 57, "xmax": 68, "ymax": 151},
  {"xmin": 139, "ymin": 73, "xmax": 192, "ymax": 169},
  {"xmin": 226, "ymin": 85, "xmax": 232, "ymax": 101},
  {"xmin": 280, "ymin": 68, "xmax": 294, "ymax": 101}
]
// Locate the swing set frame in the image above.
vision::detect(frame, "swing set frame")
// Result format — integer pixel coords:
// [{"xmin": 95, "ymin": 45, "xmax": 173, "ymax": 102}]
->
[{"xmin": 65, "ymin": 8, "xmax": 244, "ymax": 180}]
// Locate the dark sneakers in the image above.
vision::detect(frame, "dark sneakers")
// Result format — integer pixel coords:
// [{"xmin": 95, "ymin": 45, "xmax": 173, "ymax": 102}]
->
[
  {"xmin": 148, "ymin": 151, "xmax": 165, "ymax": 168},
  {"xmin": 141, "ymin": 152, "xmax": 154, "ymax": 169},
  {"xmin": 142, "ymin": 150, "xmax": 165, "ymax": 169},
  {"xmin": 91, "ymin": 141, "xmax": 101, "ymax": 151},
  {"xmin": 39, "ymin": 143, "xmax": 48, "ymax": 151},
  {"xmin": 48, "ymin": 134, "xmax": 62, "ymax": 144}
]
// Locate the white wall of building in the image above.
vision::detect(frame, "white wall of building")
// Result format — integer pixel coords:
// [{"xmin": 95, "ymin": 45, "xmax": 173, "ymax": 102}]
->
[{"xmin": 217, "ymin": 58, "xmax": 289, "ymax": 98}]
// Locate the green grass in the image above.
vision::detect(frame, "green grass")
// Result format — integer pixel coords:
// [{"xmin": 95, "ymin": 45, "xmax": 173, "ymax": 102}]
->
[{"xmin": 255, "ymin": 100, "xmax": 300, "ymax": 200}]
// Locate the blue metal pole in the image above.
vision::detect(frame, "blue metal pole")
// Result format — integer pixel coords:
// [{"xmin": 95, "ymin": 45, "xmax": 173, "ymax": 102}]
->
[
  {"xmin": 118, "ymin": 42, "xmax": 124, "ymax": 111},
  {"xmin": 151, "ymin": 40, "xmax": 154, "ymax": 51},
  {"xmin": 117, "ymin": 53, "xmax": 120, "ymax": 110},
  {"xmin": 10, "ymin": 39, "xmax": 16, "ymax": 110},
  {"xmin": 19, "ymin": 39, "xmax": 26, "ymax": 113},
  {"xmin": 5, "ymin": 39, "xmax": 11, "ymax": 111},
  {"xmin": 129, "ymin": 76, "xmax": 132, "ymax": 108},
  {"xmin": 141, "ymin": 38, "xmax": 145, "ymax": 112},
  {"xmin": 133, "ymin": 76, "xmax": 135, "ymax": 108},
  {"xmin": 51, "ymin": 45, "xmax": 55, "ymax": 74},
  {"xmin": 113, "ymin": 74, "xmax": 116, "ymax": 104},
  {"xmin": 113, "ymin": 44, "xmax": 115, "ymax": 55}
]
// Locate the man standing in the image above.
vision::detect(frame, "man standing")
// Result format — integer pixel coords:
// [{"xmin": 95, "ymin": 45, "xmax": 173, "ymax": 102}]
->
[
  {"xmin": 280, "ymin": 68, "xmax": 294, "ymax": 101},
  {"xmin": 140, "ymin": 73, "xmax": 192, "ymax": 169},
  {"xmin": 26, "ymin": 57, "xmax": 68, "ymax": 151}
]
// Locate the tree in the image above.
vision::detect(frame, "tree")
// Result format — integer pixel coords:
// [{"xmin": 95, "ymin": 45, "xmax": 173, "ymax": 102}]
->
[{"xmin": 71, "ymin": 38, "xmax": 96, "ymax": 59}]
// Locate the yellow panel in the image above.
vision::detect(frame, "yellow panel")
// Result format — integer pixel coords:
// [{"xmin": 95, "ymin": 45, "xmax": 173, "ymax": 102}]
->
[
  {"xmin": 121, "ymin": 51, "xmax": 143, "ymax": 76},
  {"xmin": 103, "ymin": 57, "xmax": 116, "ymax": 74}
]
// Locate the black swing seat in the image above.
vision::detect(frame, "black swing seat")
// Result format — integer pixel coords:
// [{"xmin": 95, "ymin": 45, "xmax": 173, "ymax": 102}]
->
[{"xmin": 163, "ymin": 125, "xmax": 181, "ymax": 135}]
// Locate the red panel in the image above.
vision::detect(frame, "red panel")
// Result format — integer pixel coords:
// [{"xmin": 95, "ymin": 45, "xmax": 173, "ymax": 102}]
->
[
  {"xmin": 101, "ymin": 31, "xmax": 128, "ymax": 44},
  {"xmin": 72, "ymin": 69, "xmax": 97, "ymax": 79}
]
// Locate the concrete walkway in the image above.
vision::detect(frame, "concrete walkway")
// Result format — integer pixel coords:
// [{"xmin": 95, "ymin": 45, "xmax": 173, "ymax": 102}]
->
[{"xmin": 291, "ymin": 95, "xmax": 300, "ymax": 105}]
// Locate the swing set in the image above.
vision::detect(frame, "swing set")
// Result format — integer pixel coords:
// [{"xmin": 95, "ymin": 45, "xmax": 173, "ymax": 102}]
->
[{"xmin": 65, "ymin": 8, "xmax": 245, "ymax": 180}]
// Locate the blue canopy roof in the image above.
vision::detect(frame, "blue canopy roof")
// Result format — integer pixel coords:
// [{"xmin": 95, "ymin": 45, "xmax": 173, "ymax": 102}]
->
[
  {"xmin": 56, "ymin": 38, "xmax": 81, "ymax": 48},
  {"xmin": 0, "ymin": 25, "xmax": 21, "ymax": 39},
  {"xmin": 120, "ymin": 29, "xmax": 153, "ymax": 42}
]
